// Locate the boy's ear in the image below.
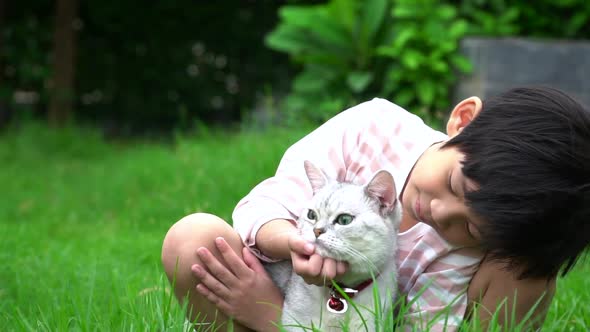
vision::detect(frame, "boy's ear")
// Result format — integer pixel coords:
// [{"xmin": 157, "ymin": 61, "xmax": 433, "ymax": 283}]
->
[{"xmin": 446, "ymin": 96, "xmax": 483, "ymax": 137}]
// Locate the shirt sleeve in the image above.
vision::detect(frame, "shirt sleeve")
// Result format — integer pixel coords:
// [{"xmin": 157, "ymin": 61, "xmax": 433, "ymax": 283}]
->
[
  {"xmin": 231, "ymin": 99, "xmax": 396, "ymax": 261},
  {"xmin": 402, "ymin": 249, "xmax": 481, "ymax": 331}
]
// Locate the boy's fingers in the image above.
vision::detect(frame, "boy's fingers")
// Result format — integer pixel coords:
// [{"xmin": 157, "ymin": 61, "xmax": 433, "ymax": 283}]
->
[
  {"xmin": 192, "ymin": 264, "xmax": 231, "ymax": 299},
  {"xmin": 290, "ymin": 252, "xmax": 308, "ymax": 273},
  {"xmin": 196, "ymin": 247, "xmax": 238, "ymax": 288},
  {"xmin": 321, "ymin": 258, "xmax": 337, "ymax": 280},
  {"xmin": 214, "ymin": 237, "xmax": 251, "ymax": 279},
  {"xmin": 288, "ymin": 234, "xmax": 315, "ymax": 255},
  {"xmin": 307, "ymin": 254, "xmax": 323, "ymax": 276},
  {"xmin": 336, "ymin": 261, "xmax": 348, "ymax": 275},
  {"xmin": 291, "ymin": 251, "xmax": 321, "ymax": 277},
  {"xmin": 195, "ymin": 283, "xmax": 232, "ymax": 314},
  {"xmin": 242, "ymin": 246, "xmax": 267, "ymax": 274}
]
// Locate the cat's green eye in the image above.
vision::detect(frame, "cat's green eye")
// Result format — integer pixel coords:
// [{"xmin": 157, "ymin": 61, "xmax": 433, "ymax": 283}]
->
[
  {"xmin": 335, "ymin": 214, "xmax": 354, "ymax": 225},
  {"xmin": 307, "ymin": 209, "xmax": 317, "ymax": 220}
]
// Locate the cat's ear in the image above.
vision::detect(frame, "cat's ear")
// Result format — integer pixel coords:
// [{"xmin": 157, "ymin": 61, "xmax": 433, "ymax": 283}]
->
[
  {"xmin": 304, "ymin": 160, "xmax": 328, "ymax": 194},
  {"xmin": 365, "ymin": 170, "xmax": 397, "ymax": 214}
]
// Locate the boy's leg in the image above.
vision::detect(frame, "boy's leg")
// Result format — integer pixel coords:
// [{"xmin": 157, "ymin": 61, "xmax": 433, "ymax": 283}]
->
[{"xmin": 161, "ymin": 212, "xmax": 251, "ymax": 331}]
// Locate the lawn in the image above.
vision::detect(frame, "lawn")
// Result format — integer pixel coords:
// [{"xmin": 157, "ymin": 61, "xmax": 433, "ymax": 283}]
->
[{"xmin": 0, "ymin": 123, "xmax": 588, "ymax": 331}]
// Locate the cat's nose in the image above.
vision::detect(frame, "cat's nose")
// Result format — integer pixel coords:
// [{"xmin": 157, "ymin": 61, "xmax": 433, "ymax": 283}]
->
[{"xmin": 313, "ymin": 227, "xmax": 325, "ymax": 238}]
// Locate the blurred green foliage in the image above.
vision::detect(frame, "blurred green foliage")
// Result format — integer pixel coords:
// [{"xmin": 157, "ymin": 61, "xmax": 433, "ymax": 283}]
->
[
  {"xmin": 377, "ymin": 0, "xmax": 471, "ymax": 125},
  {"xmin": 456, "ymin": 0, "xmax": 590, "ymax": 38},
  {"xmin": 2, "ymin": 1, "xmax": 305, "ymax": 134},
  {"xmin": 76, "ymin": 2, "xmax": 293, "ymax": 134},
  {"xmin": 1, "ymin": 0, "xmax": 589, "ymax": 132},
  {"xmin": 268, "ymin": 0, "xmax": 590, "ymax": 126},
  {"xmin": 265, "ymin": 0, "xmax": 394, "ymax": 123}
]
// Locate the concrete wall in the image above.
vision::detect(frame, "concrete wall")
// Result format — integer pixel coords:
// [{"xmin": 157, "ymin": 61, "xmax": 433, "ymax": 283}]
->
[{"xmin": 453, "ymin": 37, "xmax": 590, "ymax": 108}]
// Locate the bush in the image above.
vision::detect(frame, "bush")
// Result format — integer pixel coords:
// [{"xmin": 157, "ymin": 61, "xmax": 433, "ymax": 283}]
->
[
  {"xmin": 2, "ymin": 1, "xmax": 589, "ymax": 132},
  {"xmin": 456, "ymin": 0, "xmax": 590, "ymax": 38},
  {"xmin": 377, "ymin": 0, "xmax": 471, "ymax": 125},
  {"xmin": 267, "ymin": 0, "xmax": 590, "ymax": 127},
  {"xmin": 1, "ymin": 1, "xmax": 299, "ymax": 133},
  {"xmin": 266, "ymin": 0, "xmax": 471, "ymax": 127},
  {"xmin": 265, "ymin": 0, "xmax": 395, "ymax": 123}
]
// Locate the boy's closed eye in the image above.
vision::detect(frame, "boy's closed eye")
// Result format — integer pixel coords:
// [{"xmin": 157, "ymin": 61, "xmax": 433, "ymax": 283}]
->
[{"xmin": 448, "ymin": 171, "xmax": 455, "ymax": 195}]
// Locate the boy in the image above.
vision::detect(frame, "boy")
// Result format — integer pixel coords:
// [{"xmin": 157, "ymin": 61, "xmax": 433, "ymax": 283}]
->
[{"xmin": 161, "ymin": 87, "xmax": 590, "ymax": 331}]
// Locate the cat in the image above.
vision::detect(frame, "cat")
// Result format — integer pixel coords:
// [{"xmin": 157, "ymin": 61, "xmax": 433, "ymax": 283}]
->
[{"xmin": 265, "ymin": 160, "xmax": 401, "ymax": 331}]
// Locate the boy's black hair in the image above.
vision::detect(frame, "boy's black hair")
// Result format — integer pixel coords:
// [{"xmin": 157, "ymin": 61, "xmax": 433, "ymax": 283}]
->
[{"xmin": 444, "ymin": 86, "xmax": 590, "ymax": 279}]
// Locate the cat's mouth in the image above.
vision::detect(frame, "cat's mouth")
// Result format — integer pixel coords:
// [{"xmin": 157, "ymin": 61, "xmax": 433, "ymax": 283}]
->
[
  {"xmin": 312, "ymin": 240, "xmax": 345, "ymax": 262},
  {"xmin": 313, "ymin": 241, "xmax": 333, "ymax": 258}
]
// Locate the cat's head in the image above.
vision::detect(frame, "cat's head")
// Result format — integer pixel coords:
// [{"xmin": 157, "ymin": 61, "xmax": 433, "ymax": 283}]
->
[{"xmin": 298, "ymin": 160, "xmax": 401, "ymax": 280}]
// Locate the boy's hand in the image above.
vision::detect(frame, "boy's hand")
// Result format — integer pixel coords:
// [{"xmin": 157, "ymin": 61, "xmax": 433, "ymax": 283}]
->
[
  {"xmin": 288, "ymin": 234, "xmax": 347, "ymax": 286},
  {"xmin": 192, "ymin": 237, "xmax": 283, "ymax": 332}
]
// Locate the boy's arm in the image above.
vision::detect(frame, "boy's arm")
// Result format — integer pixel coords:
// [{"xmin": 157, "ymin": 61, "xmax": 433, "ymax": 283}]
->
[
  {"xmin": 232, "ymin": 100, "xmax": 385, "ymax": 260},
  {"xmin": 255, "ymin": 218, "xmax": 298, "ymax": 259},
  {"xmin": 467, "ymin": 257, "xmax": 556, "ymax": 330}
]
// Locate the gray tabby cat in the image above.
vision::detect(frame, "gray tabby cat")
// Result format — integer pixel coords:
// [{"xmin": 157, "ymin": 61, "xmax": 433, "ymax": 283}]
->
[{"xmin": 265, "ymin": 160, "xmax": 401, "ymax": 331}]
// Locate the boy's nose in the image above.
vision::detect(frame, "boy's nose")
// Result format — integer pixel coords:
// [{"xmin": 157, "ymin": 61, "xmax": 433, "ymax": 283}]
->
[{"xmin": 313, "ymin": 227, "xmax": 325, "ymax": 238}]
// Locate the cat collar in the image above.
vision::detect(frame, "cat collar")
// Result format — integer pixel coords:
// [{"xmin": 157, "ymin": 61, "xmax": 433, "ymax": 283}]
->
[{"xmin": 326, "ymin": 279, "xmax": 374, "ymax": 314}]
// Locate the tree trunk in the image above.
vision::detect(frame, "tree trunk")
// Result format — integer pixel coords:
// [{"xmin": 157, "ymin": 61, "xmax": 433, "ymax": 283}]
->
[
  {"xmin": 48, "ymin": 0, "xmax": 78, "ymax": 126},
  {"xmin": 0, "ymin": 0, "xmax": 9, "ymax": 129}
]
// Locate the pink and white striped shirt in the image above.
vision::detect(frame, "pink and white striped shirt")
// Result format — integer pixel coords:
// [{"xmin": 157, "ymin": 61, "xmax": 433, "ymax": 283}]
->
[{"xmin": 232, "ymin": 98, "xmax": 483, "ymax": 331}]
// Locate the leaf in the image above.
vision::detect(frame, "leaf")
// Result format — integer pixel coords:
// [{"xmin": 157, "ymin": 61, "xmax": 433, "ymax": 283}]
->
[
  {"xmin": 279, "ymin": 6, "xmax": 319, "ymax": 29},
  {"xmin": 392, "ymin": 4, "xmax": 416, "ymax": 19},
  {"xmin": 275, "ymin": 5, "xmax": 354, "ymax": 57},
  {"xmin": 436, "ymin": 5, "xmax": 457, "ymax": 20},
  {"xmin": 346, "ymin": 71, "xmax": 374, "ymax": 93},
  {"xmin": 437, "ymin": 40, "xmax": 457, "ymax": 54},
  {"xmin": 429, "ymin": 59, "xmax": 449, "ymax": 74},
  {"xmin": 450, "ymin": 55, "xmax": 472, "ymax": 73},
  {"xmin": 417, "ymin": 79, "xmax": 436, "ymax": 105},
  {"xmin": 502, "ymin": 7, "xmax": 520, "ymax": 23},
  {"xmin": 317, "ymin": 98, "xmax": 347, "ymax": 121},
  {"xmin": 266, "ymin": 5, "xmax": 355, "ymax": 57},
  {"xmin": 448, "ymin": 20, "xmax": 468, "ymax": 39},
  {"xmin": 400, "ymin": 49, "xmax": 423, "ymax": 70},
  {"xmin": 360, "ymin": 0, "xmax": 389, "ymax": 43},
  {"xmin": 375, "ymin": 45, "xmax": 399, "ymax": 58},
  {"xmin": 425, "ymin": 21, "xmax": 447, "ymax": 41},
  {"xmin": 285, "ymin": 94, "xmax": 309, "ymax": 114},
  {"xmin": 387, "ymin": 66, "xmax": 404, "ymax": 83},
  {"xmin": 330, "ymin": 0, "xmax": 356, "ymax": 32},
  {"xmin": 265, "ymin": 25, "xmax": 308, "ymax": 54},
  {"xmin": 565, "ymin": 12, "xmax": 589, "ymax": 36},
  {"xmin": 292, "ymin": 68, "xmax": 331, "ymax": 93},
  {"xmin": 392, "ymin": 27, "xmax": 418, "ymax": 52},
  {"xmin": 394, "ymin": 89, "xmax": 415, "ymax": 107},
  {"xmin": 310, "ymin": 9, "xmax": 355, "ymax": 52}
]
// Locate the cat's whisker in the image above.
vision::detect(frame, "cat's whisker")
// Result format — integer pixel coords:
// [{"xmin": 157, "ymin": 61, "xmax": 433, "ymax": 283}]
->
[
  {"xmin": 340, "ymin": 245, "xmax": 379, "ymax": 273},
  {"xmin": 319, "ymin": 237, "xmax": 376, "ymax": 271}
]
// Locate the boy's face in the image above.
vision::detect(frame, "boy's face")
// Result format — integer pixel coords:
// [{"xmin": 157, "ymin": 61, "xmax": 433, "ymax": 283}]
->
[
  {"xmin": 400, "ymin": 95, "xmax": 486, "ymax": 247},
  {"xmin": 401, "ymin": 142, "xmax": 484, "ymax": 247}
]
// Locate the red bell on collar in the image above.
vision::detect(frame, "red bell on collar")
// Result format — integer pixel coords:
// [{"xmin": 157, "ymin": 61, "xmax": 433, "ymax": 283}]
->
[
  {"xmin": 327, "ymin": 296, "xmax": 346, "ymax": 312},
  {"xmin": 325, "ymin": 280, "xmax": 374, "ymax": 314}
]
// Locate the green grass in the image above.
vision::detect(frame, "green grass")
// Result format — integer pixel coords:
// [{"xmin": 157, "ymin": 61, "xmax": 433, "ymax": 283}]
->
[{"xmin": 0, "ymin": 122, "xmax": 588, "ymax": 331}]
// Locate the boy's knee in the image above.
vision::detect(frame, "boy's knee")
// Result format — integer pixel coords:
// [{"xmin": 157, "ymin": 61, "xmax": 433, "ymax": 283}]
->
[{"xmin": 161, "ymin": 213, "xmax": 232, "ymax": 273}]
